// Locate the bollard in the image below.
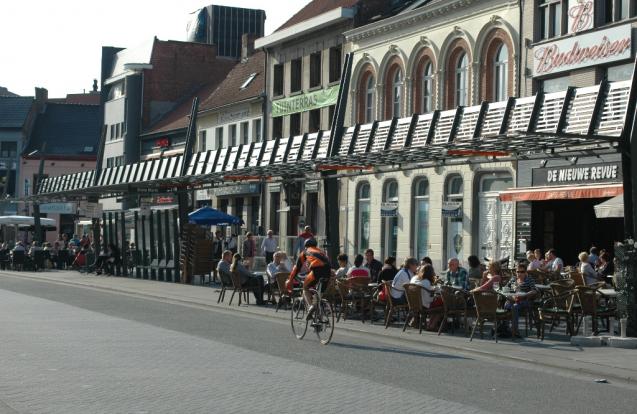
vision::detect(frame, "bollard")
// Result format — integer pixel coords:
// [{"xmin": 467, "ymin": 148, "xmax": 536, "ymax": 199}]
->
[
  {"xmin": 583, "ymin": 316, "xmax": 592, "ymax": 337},
  {"xmin": 621, "ymin": 317, "xmax": 628, "ymax": 338},
  {"xmin": 608, "ymin": 318, "xmax": 615, "ymax": 336}
]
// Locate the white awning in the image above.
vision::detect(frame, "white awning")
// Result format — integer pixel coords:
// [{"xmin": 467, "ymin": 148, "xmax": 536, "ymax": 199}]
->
[
  {"xmin": 0, "ymin": 215, "xmax": 57, "ymax": 226},
  {"xmin": 594, "ymin": 194, "xmax": 624, "ymax": 218}
]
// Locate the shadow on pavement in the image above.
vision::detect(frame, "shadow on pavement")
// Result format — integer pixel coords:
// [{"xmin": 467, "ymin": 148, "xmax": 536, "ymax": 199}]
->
[{"xmin": 330, "ymin": 342, "xmax": 471, "ymax": 360}]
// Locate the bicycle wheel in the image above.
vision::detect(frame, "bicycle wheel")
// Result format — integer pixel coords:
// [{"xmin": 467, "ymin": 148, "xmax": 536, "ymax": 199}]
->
[
  {"xmin": 291, "ymin": 298, "xmax": 309, "ymax": 340},
  {"xmin": 314, "ymin": 299, "xmax": 335, "ymax": 345}
]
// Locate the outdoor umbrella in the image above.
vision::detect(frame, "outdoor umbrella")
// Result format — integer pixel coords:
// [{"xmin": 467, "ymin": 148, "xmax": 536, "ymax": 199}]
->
[
  {"xmin": 188, "ymin": 207, "xmax": 243, "ymax": 226},
  {"xmin": 594, "ymin": 194, "xmax": 624, "ymax": 219}
]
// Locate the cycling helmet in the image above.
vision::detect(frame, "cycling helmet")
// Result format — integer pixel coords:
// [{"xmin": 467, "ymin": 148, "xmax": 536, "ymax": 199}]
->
[{"xmin": 304, "ymin": 238, "xmax": 318, "ymax": 248}]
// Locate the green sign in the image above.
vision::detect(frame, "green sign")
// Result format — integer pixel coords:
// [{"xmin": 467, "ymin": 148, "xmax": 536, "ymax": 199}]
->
[{"xmin": 271, "ymin": 85, "xmax": 340, "ymax": 117}]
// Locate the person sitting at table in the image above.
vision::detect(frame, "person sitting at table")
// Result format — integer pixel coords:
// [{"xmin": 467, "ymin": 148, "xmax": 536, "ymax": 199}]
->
[
  {"xmin": 471, "ymin": 261, "xmax": 503, "ymax": 292},
  {"xmin": 578, "ymin": 252, "xmax": 602, "ymax": 286},
  {"xmin": 378, "ymin": 256, "xmax": 397, "ymax": 283},
  {"xmin": 390, "ymin": 257, "xmax": 419, "ymax": 304},
  {"xmin": 410, "ymin": 264, "xmax": 443, "ymax": 330},
  {"xmin": 595, "ymin": 252, "xmax": 614, "ymax": 279},
  {"xmin": 504, "ymin": 263, "xmax": 537, "ymax": 338},
  {"xmin": 445, "ymin": 258, "xmax": 469, "ymax": 290},
  {"xmin": 541, "ymin": 248, "xmax": 563, "ymax": 273},
  {"xmin": 334, "ymin": 254, "xmax": 349, "ymax": 279},
  {"xmin": 267, "ymin": 251, "xmax": 290, "ymax": 279},
  {"xmin": 230, "ymin": 253, "xmax": 265, "ymax": 305},
  {"xmin": 347, "ymin": 254, "xmax": 370, "ymax": 280},
  {"xmin": 467, "ymin": 255, "xmax": 482, "ymax": 286},
  {"xmin": 28, "ymin": 241, "xmax": 43, "ymax": 257}
]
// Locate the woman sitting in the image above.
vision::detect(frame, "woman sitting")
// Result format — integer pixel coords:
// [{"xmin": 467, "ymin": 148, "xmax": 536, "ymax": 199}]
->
[
  {"xmin": 471, "ymin": 261, "xmax": 503, "ymax": 292},
  {"xmin": 334, "ymin": 254, "xmax": 350, "ymax": 279},
  {"xmin": 595, "ymin": 252, "xmax": 614, "ymax": 279},
  {"xmin": 467, "ymin": 255, "xmax": 482, "ymax": 286},
  {"xmin": 579, "ymin": 252, "xmax": 602, "ymax": 285},
  {"xmin": 410, "ymin": 264, "xmax": 443, "ymax": 330},
  {"xmin": 378, "ymin": 257, "xmax": 397, "ymax": 283},
  {"xmin": 504, "ymin": 263, "xmax": 537, "ymax": 338},
  {"xmin": 346, "ymin": 254, "xmax": 371, "ymax": 280}
]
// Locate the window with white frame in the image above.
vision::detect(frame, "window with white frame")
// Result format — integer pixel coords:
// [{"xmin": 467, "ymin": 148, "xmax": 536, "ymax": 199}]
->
[
  {"xmin": 455, "ymin": 53, "xmax": 469, "ymax": 107},
  {"xmin": 392, "ymin": 69, "xmax": 403, "ymax": 118},
  {"xmin": 382, "ymin": 180, "xmax": 399, "ymax": 259},
  {"xmin": 413, "ymin": 178, "xmax": 429, "ymax": 260},
  {"xmin": 198, "ymin": 130, "xmax": 207, "ymax": 152},
  {"xmin": 539, "ymin": 0, "xmax": 564, "ymax": 40},
  {"xmin": 253, "ymin": 118, "xmax": 262, "ymax": 142},
  {"xmin": 215, "ymin": 127, "xmax": 223, "ymax": 149},
  {"xmin": 229, "ymin": 124, "xmax": 237, "ymax": 147},
  {"xmin": 422, "ymin": 62, "xmax": 434, "ymax": 114},
  {"xmin": 241, "ymin": 121, "xmax": 249, "ymax": 145},
  {"xmin": 494, "ymin": 44, "xmax": 509, "ymax": 102},
  {"xmin": 356, "ymin": 182, "xmax": 371, "ymax": 252},
  {"xmin": 365, "ymin": 75, "xmax": 375, "ymax": 123}
]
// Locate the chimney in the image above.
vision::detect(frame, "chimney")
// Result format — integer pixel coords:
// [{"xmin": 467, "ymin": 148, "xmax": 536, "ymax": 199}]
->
[
  {"xmin": 241, "ymin": 33, "xmax": 257, "ymax": 61},
  {"xmin": 92, "ymin": 79, "xmax": 98, "ymax": 93},
  {"xmin": 34, "ymin": 87, "xmax": 48, "ymax": 113}
]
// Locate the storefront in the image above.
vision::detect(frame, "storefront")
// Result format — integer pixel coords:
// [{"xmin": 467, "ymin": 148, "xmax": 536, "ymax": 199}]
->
[
  {"xmin": 507, "ymin": 156, "xmax": 624, "ymax": 265},
  {"xmin": 209, "ymin": 183, "xmax": 262, "ymax": 235}
]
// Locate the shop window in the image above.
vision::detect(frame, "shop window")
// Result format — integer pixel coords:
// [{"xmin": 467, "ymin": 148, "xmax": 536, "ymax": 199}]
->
[
  {"xmin": 290, "ymin": 113, "xmax": 301, "ymax": 137},
  {"xmin": 309, "ymin": 109, "xmax": 321, "ymax": 133},
  {"xmin": 413, "ymin": 178, "xmax": 429, "ymax": 260},
  {"xmin": 310, "ymin": 52, "xmax": 321, "ymax": 88},
  {"xmin": 291, "ymin": 58, "xmax": 302, "ymax": 93},
  {"xmin": 253, "ymin": 119, "xmax": 262, "ymax": 142},
  {"xmin": 356, "ymin": 182, "xmax": 371, "ymax": 253},
  {"xmin": 329, "ymin": 46, "xmax": 342, "ymax": 83},
  {"xmin": 422, "ymin": 62, "xmax": 434, "ymax": 113},
  {"xmin": 539, "ymin": 0, "xmax": 565, "ymax": 40},
  {"xmin": 229, "ymin": 124, "xmax": 237, "ymax": 147},
  {"xmin": 494, "ymin": 44, "xmax": 509, "ymax": 102},
  {"xmin": 455, "ymin": 53, "xmax": 469, "ymax": 107},
  {"xmin": 198, "ymin": 130, "xmax": 207, "ymax": 152},
  {"xmin": 241, "ymin": 121, "xmax": 249, "ymax": 145},
  {"xmin": 273, "ymin": 63, "xmax": 284, "ymax": 96},
  {"xmin": 541, "ymin": 75, "xmax": 570, "ymax": 93},
  {"xmin": 215, "ymin": 127, "xmax": 223, "ymax": 149},
  {"xmin": 606, "ymin": 62, "xmax": 633, "ymax": 81},
  {"xmin": 382, "ymin": 180, "xmax": 399, "ymax": 259},
  {"xmin": 269, "ymin": 192, "xmax": 280, "ymax": 234},
  {"xmin": 272, "ymin": 117, "xmax": 283, "ymax": 139}
]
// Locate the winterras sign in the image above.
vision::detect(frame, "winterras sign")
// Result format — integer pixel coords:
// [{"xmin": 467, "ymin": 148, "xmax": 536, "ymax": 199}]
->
[{"xmin": 271, "ymin": 85, "xmax": 339, "ymax": 117}]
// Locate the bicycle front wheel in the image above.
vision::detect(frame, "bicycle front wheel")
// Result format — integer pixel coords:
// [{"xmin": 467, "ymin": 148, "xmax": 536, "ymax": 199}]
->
[
  {"xmin": 314, "ymin": 299, "xmax": 335, "ymax": 345},
  {"xmin": 291, "ymin": 298, "xmax": 309, "ymax": 340}
]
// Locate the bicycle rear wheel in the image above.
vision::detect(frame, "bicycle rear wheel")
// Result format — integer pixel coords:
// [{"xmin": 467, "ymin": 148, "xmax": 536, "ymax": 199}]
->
[
  {"xmin": 291, "ymin": 298, "xmax": 309, "ymax": 340},
  {"xmin": 314, "ymin": 299, "xmax": 335, "ymax": 345}
]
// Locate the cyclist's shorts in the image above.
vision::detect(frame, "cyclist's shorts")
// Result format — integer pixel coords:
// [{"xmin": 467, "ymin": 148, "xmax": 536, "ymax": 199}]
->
[{"xmin": 303, "ymin": 265, "xmax": 331, "ymax": 292}]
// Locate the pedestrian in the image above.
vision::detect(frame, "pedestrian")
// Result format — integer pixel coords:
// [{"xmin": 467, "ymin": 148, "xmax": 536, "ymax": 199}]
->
[
  {"xmin": 227, "ymin": 233, "xmax": 238, "ymax": 254},
  {"xmin": 296, "ymin": 226, "xmax": 314, "ymax": 255},
  {"xmin": 261, "ymin": 230, "xmax": 277, "ymax": 265},
  {"xmin": 242, "ymin": 232, "xmax": 256, "ymax": 270}
]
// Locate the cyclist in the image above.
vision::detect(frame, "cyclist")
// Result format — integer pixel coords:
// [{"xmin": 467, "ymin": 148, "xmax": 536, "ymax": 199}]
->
[{"xmin": 286, "ymin": 238, "xmax": 331, "ymax": 319}]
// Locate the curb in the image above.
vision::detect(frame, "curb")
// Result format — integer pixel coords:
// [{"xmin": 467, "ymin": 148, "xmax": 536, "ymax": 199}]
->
[{"xmin": 2, "ymin": 271, "xmax": 635, "ymax": 385}]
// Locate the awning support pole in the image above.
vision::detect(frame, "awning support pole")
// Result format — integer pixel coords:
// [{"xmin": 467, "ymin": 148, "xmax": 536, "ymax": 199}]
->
[{"xmin": 177, "ymin": 98, "xmax": 199, "ymax": 233}]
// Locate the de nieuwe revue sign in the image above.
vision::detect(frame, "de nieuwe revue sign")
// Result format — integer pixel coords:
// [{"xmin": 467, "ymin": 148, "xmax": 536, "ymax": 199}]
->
[{"xmin": 532, "ymin": 162, "xmax": 622, "ymax": 186}]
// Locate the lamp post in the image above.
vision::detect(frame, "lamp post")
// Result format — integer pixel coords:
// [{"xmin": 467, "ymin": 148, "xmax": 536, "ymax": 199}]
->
[{"xmin": 30, "ymin": 144, "xmax": 46, "ymax": 244}]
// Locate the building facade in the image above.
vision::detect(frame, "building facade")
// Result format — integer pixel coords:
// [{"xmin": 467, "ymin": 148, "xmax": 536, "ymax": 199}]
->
[{"xmin": 341, "ymin": 0, "xmax": 521, "ymax": 269}]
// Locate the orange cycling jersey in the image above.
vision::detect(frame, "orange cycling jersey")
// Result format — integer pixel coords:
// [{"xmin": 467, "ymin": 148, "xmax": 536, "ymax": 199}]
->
[{"xmin": 287, "ymin": 247, "xmax": 331, "ymax": 291}]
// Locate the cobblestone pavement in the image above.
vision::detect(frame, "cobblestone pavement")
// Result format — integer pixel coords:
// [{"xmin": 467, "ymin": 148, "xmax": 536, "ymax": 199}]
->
[{"xmin": 0, "ymin": 274, "xmax": 635, "ymax": 413}]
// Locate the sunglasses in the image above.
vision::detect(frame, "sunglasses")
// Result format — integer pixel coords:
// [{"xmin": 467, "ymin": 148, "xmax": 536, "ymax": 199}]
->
[{"xmin": 516, "ymin": 270, "xmax": 527, "ymax": 274}]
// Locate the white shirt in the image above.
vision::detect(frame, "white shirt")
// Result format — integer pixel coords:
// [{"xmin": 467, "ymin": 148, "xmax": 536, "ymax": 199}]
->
[
  {"xmin": 391, "ymin": 268, "xmax": 413, "ymax": 299},
  {"xmin": 550, "ymin": 257, "xmax": 564, "ymax": 272},
  {"xmin": 410, "ymin": 276, "xmax": 434, "ymax": 308},
  {"xmin": 261, "ymin": 237, "xmax": 278, "ymax": 254},
  {"xmin": 580, "ymin": 262, "xmax": 599, "ymax": 285},
  {"xmin": 267, "ymin": 261, "xmax": 289, "ymax": 278},
  {"xmin": 335, "ymin": 265, "xmax": 349, "ymax": 279}
]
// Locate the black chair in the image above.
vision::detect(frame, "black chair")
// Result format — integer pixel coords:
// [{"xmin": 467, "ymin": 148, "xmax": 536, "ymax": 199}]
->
[
  {"xmin": 11, "ymin": 250, "xmax": 25, "ymax": 271},
  {"xmin": 57, "ymin": 250, "xmax": 69, "ymax": 269},
  {"xmin": 0, "ymin": 249, "xmax": 9, "ymax": 270},
  {"xmin": 34, "ymin": 250, "xmax": 47, "ymax": 271}
]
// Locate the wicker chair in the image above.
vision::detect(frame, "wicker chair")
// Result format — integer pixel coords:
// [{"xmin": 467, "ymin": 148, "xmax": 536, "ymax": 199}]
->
[
  {"xmin": 438, "ymin": 285, "xmax": 469, "ymax": 336},
  {"xmin": 382, "ymin": 280, "xmax": 409, "ymax": 329},
  {"xmin": 402, "ymin": 283, "xmax": 440, "ymax": 334},
  {"xmin": 275, "ymin": 272, "xmax": 300, "ymax": 312},
  {"xmin": 470, "ymin": 290, "xmax": 512, "ymax": 342},
  {"xmin": 575, "ymin": 286, "xmax": 617, "ymax": 335},
  {"xmin": 228, "ymin": 271, "xmax": 250, "ymax": 306},
  {"xmin": 538, "ymin": 282, "xmax": 577, "ymax": 340},
  {"xmin": 569, "ymin": 271, "xmax": 585, "ymax": 287}
]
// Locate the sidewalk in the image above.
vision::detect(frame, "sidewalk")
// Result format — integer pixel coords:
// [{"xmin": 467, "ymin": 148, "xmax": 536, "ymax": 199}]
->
[{"xmin": 2, "ymin": 269, "xmax": 636, "ymax": 385}]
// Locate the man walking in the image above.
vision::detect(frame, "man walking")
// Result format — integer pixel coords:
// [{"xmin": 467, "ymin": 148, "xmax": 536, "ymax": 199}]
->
[{"xmin": 261, "ymin": 230, "xmax": 278, "ymax": 265}]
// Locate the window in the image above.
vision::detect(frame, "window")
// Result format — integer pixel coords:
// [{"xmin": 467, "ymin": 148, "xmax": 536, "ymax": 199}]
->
[
  {"xmin": 607, "ymin": 62, "xmax": 633, "ymax": 81},
  {"xmin": 115, "ymin": 123, "xmax": 120, "ymax": 138},
  {"xmin": 539, "ymin": 0, "xmax": 564, "ymax": 40},
  {"xmin": 329, "ymin": 46, "xmax": 342, "ymax": 83},
  {"xmin": 356, "ymin": 183, "xmax": 371, "ymax": 252},
  {"xmin": 444, "ymin": 175, "xmax": 464, "ymax": 262},
  {"xmin": 240, "ymin": 73, "xmax": 257, "ymax": 90},
  {"xmin": 541, "ymin": 75, "xmax": 570, "ymax": 93},
  {"xmin": 422, "ymin": 62, "xmax": 434, "ymax": 113},
  {"xmin": 121, "ymin": 122, "xmax": 126, "ymax": 136},
  {"xmin": 198, "ymin": 130, "xmax": 207, "ymax": 152},
  {"xmin": 272, "ymin": 117, "xmax": 283, "ymax": 139},
  {"xmin": 110, "ymin": 125, "xmax": 115, "ymax": 140},
  {"xmin": 392, "ymin": 69, "xmax": 403, "ymax": 118},
  {"xmin": 273, "ymin": 64, "xmax": 284, "ymax": 96},
  {"xmin": 107, "ymin": 80, "xmax": 125, "ymax": 100},
  {"xmin": 240, "ymin": 121, "xmax": 249, "ymax": 145},
  {"xmin": 309, "ymin": 109, "xmax": 321, "ymax": 133},
  {"xmin": 269, "ymin": 192, "xmax": 280, "ymax": 234},
  {"xmin": 602, "ymin": 0, "xmax": 632, "ymax": 23},
  {"xmin": 328, "ymin": 105, "xmax": 335, "ymax": 129},
  {"xmin": 382, "ymin": 180, "xmax": 399, "ymax": 259},
  {"xmin": 455, "ymin": 53, "xmax": 469, "ymax": 106},
  {"xmin": 289, "ymin": 113, "xmax": 301, "ymax": 137},
  {"xmin": 291, "ymin": 58, "xmax": 302, "ymax": 93},
  {"xmin": 366, "ymin": 75, "xmax": 375, "ymax": 123},
  {"xmin": 310, "ymin": 52, "xmax": 321, "ymax": 88},
  {"xmin": 253, "ymin": 118, "xmax": 262, "ymax": 142},
  {"xmin": 215, "ymin": 127, "xmax": 224, "ymax": 149},
  {"xmin": 413, "ymin": 178, "xmax": 429, "ymax": 260},
  {"xmin": 494, "ymin": 44, "xmax": 509, "ymax": 102},
  {"xmin": 0, "ymin": 142, "xmax": 17, "ymax": 158},
  {"xmin": 229, "ymin": 124, "xmax": 237, "ymax": 147}
]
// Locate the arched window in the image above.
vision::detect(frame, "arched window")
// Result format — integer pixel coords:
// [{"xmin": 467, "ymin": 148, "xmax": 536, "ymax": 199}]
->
[
  {"xmin": 494, "ymin": 44, "xmax": 509, "ymax": 101},
  {"xmin": 413, "ymin": 178, "xmax": 429, "ymax": 259},
  {"xmin": 356, "ymin": 182, "xmax": 371, "ymax": 252},
  {"xmin": 392, "ymin": 69, "xmax": 403, "ymax": 118},
  {"xmin": 444, "ymin": 175, "xmax": 464, "ymax": 263},
  {"xmin": 455, "ymin": 53, "xmax": 469, "ymax": 106},
  {"xmin": 382, "ymin": 180, "xmax": 399, "ymax": 259},
  {"xmin": 422, "ymin": 63, "xmax": 434, "ymax": 113},
  {"xmin": 365, "ymin": 76, "xmax": 375, "ymax": 123}
]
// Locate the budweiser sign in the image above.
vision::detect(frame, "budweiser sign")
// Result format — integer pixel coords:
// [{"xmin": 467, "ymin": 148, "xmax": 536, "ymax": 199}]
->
[
  {"xmin": 568, "ymin": 0, "xmax": 594, "ymax": 33},
  {"xmin": 533, "ymin": 24, "xmax": 632, "ymax": 76}
]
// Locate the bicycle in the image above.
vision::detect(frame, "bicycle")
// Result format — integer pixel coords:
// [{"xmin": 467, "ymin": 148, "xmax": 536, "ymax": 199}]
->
[{"xmin": 290, "ymin": 278, "xmax": 335, "ymax": 345}]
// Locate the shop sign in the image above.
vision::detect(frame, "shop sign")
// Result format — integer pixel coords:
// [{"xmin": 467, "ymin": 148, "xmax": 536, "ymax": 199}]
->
[
  {"xmin": 77, "ymin": 201, "xmax": 102, "ymax": 218},
  {"xmin": 271, "ymin": 85, "xmax": 339, "ymax": 117},
  {"xmin": 533, "ymin": 23, "xmax": 632, "ymax": 76},
  {"xmin": 268, "ymin": 183, "xmax": 281, "ymax": 193},
  {"xmin": 40, "ymin": 202, "xmax": 76, "ymax": 214},
  {"xmin": 442, "ymin": 201, "xmax": 462, "ymax": 218},
  {"xmin": 532, "ymin": 162, "xmax": 622, "ymax": 186},
  {"xmin": 568, "ymin": 0, "xmax": 594, "ymax": 34},
  {"xmin": 154, "ymin": 195, "xmax": 175, "ymax": 204},
  {"xmin": 381, "ymin": 202, "xmax": 398, "ymax": 217},
  {"xmin": 219, "ymin": 106, "xmax": 250, "ymax": 124},
  {"xmin": 212, "ymin": 183, "xmax": 261, "ymax": 197},
  {"xmin": 305, "ymin": 181, "xmax": 320, "ymax": 193}
]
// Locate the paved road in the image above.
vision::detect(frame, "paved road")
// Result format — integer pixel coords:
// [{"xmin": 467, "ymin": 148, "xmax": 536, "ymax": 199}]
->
[{"xmin": 0, "ymin": 275, "xmax": 634, "ymax": 414}]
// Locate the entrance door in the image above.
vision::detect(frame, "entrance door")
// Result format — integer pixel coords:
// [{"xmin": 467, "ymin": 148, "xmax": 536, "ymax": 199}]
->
[{"xmin": 478, "ymin": 192, "xmax": 513, "ymax": 261}]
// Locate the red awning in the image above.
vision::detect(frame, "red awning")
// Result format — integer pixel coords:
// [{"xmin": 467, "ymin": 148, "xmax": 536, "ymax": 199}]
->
[{"xmin": 499, "ymin": 184, "xmax": 623, "ymax": 202}]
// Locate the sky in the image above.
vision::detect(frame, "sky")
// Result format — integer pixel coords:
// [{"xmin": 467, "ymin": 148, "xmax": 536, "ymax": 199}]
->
[{"xmin": 0, "ymin": 0, "xmax": 311, "ymax": 98}]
